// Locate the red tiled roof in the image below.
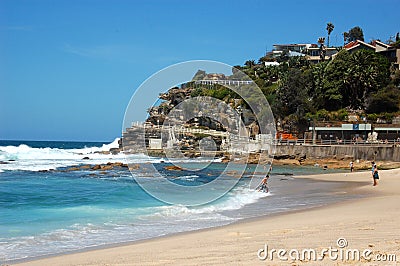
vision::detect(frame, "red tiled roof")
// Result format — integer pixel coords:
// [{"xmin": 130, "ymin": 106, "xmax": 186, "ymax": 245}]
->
[
  {"xmin": 344, "ymin": 41, "xmax": 358, "ymax": 49},
  {"xmin": 344, "ymin": 40, "xmax": 376, "ymax": 51}
]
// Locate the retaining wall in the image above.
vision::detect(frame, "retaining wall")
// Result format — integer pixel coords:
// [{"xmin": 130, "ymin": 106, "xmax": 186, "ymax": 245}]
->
[{"xmin": 275, "ymin": 145, "xmax": 400, "ymax": 161}]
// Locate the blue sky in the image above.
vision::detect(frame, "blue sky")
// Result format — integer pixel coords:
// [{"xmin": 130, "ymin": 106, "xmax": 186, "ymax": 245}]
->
[{"xmin": 1, "ymin": 0, "xmax": 399, "ymax": 141}]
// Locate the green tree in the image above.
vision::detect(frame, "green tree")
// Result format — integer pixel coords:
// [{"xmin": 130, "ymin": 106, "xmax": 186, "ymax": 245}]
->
[
  {"xmin": 322, "ymin": 50, "xmax": 350, "ymax": 109},
  {"xmin": 287, "ymin": 56, "xmax": 309, "ymax": 68},
  {"xmin": 274, "ymin": 68, "xmax": 309, "ymax": 117},
  {"xmin": 322, "ymin": 49, "xmax": 390, "ymax": 110},
  {"xmin": 276, "ymin": 49, "xmax": 290, "ymax": 63},
  {"xmin": 347, "ymin": 26, "xmax": 364, "ymax": 42},
  {"xmin": 318, "ymin": 37, "xmax": 326, "ymax": 61},
  {"xmin": 326, "ymin": 22, "xmax": 335, "ymax": 47},
  {"xmin": 346, "ymin": 49, "xmax": 390, "ymax": 109},
  {"xmin": 304, "ymin": 61, "xmax": 328, "ymax": 110},
  {"xmin": 367, "ymin": 85, "xmax": 400, "ymax": 113},
  {"xmin": 244, "ymin": 60, "xmax": 256, "ymax": 68}
]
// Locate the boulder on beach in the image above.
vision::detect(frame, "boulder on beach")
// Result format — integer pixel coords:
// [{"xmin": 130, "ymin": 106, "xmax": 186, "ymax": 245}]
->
[
  {"xmin": 91, "ymin": 165, "xmax": 101, "ymax": 170},
  {"xmin": 100, "ymin": 165, "xmax": 113, "ymax": 171},
  {"xmin": 164, "ymin": 165, "xmax": 183, "ymax": 171},
  {"xmin": 67, "ymin": 167, "xmax": 81, "ymax": 171},
  {"xmin": 129, "ymin": 164, "xmax": 140, "ymax": 170}
]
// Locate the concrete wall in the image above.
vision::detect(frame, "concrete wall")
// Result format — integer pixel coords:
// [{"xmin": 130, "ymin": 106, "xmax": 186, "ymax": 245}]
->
[{"xmin": 275, "ymin": 145, "xmax": 400, "ymax": 161}]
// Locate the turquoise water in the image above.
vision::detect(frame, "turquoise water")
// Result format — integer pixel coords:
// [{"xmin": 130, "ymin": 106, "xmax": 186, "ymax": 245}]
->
[{"xmin": 0, "ymin": 140, "xmax": 351, "ymax": 262}]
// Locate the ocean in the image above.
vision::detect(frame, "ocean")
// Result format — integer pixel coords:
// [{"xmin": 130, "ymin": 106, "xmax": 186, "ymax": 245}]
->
[{"xmin": 0, "ymin": 139, "xmax": 356, "ymax": 263}]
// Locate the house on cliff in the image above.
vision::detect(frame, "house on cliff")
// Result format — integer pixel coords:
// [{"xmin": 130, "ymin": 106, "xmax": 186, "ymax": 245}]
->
[
  {"xmin": 343, "ymin": 40, "xmax": 376, "ymax": 53},
  {"xmin": 343, "ymin": 39, "xmax": 400, "ymax": 69}
]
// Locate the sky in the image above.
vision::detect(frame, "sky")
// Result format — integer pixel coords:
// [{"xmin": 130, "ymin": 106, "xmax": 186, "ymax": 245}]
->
[{"xmin": 1, "ymin": 0, "xmax": 399, "ymax": 142}]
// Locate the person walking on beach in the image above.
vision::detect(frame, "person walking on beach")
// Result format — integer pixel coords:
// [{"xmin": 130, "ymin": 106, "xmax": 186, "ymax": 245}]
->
[
  {"xmin": 349, "ymin": 161, "xmax": 354, "ymax": 172},
  {"xmin": 257, "ymin": 166, "xmax": 272, "ymax": 193},
  {"xmin": 371, "ymin": 162, "xmax": 379, "ymax": 186},
  {"xmin": 257, "ymin": 174, "xmax": 269, "ymax": 193}
]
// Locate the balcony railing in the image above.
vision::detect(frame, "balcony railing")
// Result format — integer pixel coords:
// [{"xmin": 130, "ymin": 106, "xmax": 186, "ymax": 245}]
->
[{"xmin": 274, "ymin": 139, "xmax": 400, "ymax": 146}]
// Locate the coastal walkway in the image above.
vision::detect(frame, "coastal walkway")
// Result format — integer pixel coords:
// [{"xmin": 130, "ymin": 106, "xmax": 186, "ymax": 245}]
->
[
  {"xmin": 124, "ymin": 123, "xmax": 400, "ymax": 160},
  {"xmin": 194, "ymin": 80, "xmax": 254, "ymax": 86},
  {"xmin": 128, "ymin": 122, "xmax": 230, "ymax": 138},
  {"xmin": 276, "ymin": 138, "xmax": 400, "ymax": 146},
  {"xmin": 128, "ymin": 122, "xmax": 400, "ymax": 147},
  {"xmin": 169, "ymin": 126, "xmax": 230, "ymax": 138}
]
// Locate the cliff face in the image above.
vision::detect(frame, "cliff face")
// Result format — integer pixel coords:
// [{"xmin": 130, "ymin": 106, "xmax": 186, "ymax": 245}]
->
[
  {"xmin": 159, "ymin": 87, "xmax": 193, "ymax": 105},
  {"xmin": 122, "ymin": 72, "xmax": 263, "ymax": 155},
  {"xmin": 147, "ymin": 85, "xmax": 234, "ymax": 132},
  {"xmin": 146, "ymin": 87, "xmax": 193, "ymax": 126}
]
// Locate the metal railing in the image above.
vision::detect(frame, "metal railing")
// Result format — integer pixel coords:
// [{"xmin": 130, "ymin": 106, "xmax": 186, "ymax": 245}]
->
[
  {"xmin": 194, "ymin": 80, "xmax": 254, "ymax": 86},
  {"xmin": 274, "ymin": 139, "xmax": 400, "ymax": 146}
]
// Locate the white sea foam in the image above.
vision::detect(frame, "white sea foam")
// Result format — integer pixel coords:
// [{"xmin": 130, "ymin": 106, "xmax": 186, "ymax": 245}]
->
[
  {"xmin": 0, "ymin": 212, "xmax": 230, "ymax": 262},
  {"xmin": 0, "ymin": 138, "xmax": 154, "ymax": 171},
  {"xmin": 173, "ymin": 175, "xmax": 198, "ymax": 181},
  {"xmin": 0, "ymin": 185, "xmax": 270, "ymax": 262},
  {"xmin": 139, "ymin": 185, "xmax": 269, "ymax": 220},
  {"xmin": 0, "ymin": 137, "xmax": 222, "ymax": 172},
  {"xmin": 0, "ymin": 140, "xmax": 273, "ymax": 261}
]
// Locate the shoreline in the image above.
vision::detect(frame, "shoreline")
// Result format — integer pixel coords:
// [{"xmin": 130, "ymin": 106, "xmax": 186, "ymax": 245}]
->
[
  {"xmin": 11, "ymin": 169, "xmax": 400, "ymax": 265},
  {"xmin": 8, "ymin": 176, "xmax": 366, "ymax": 265}
]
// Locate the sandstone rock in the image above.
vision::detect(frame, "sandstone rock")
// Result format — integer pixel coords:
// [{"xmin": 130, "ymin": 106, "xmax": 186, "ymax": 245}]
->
[
  {"xmin": 274, "ymin": 154, "xmax": 291, "ymax": 160},
  {"xmin": 221, "ymin": 156, "xmax": 231, "ymax": 163},
  {"xmin": 129, "ymin": 164, "xmax": 140, "ymax": 170},
  {"xmin": 100, "ymin": 165, "xmax": 113, "ymax": 170},
  {"xmin": 67, "ymin": 167, "xmax": 80, "ymax": 171},
  {"xmin": 91, "ymin": 165, "xmax": 101, "ymax": 170},
  {"xmin": 275, "ymin": 159, "xmax": 300, "ymax": 166},
  {"xmin": 165, "ymin": 165, "xmax": 183, "ymax": 171}
]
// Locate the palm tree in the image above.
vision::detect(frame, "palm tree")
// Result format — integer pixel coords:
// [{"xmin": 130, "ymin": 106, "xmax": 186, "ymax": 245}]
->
[
  {"xmin": 244, "ymin": 60, "xmax": 256, "ymax": 68},
  {"xmin": 326, "ymin": 22, "xmax": 335, "ymax": 47},
  {"xmin": 318, "ymin": 37, "xmax": 326, "ymax": 61}
]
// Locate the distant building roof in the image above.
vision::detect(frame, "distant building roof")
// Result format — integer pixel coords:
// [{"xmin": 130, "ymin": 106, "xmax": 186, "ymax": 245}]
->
[
  {"xmin": 272, "ymin": 44, "xmax": 312, "ymax": 53},
  {"xmin": 273, "ymin": 43, "xmax": 309, "ymax": 47},
  {"xmin": 372, "ymin": 40, "xmax": 391, "ymax": 49},
  {"xmin": 344, "ymin": 40, "xmax": 375, "ymax": 51},
  {"xmin": 289, "ymin": 51, "xmax": 306, "ymax": 57},
  {"xmin": 264, "ymin": 61, "xmax": 280, "ymax": 66}
]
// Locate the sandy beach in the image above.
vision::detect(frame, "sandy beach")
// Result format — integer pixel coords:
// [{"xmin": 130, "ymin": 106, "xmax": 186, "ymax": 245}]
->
[{"xmin": 12, "ymin": 168, "xmax": 400, "ymax": 266}]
